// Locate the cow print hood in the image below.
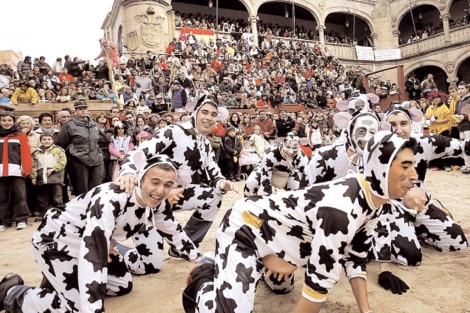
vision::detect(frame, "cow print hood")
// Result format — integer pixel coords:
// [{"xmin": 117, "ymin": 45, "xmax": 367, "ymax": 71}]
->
[
  {"xmin": 363, "ymin": 131, "xmax": 408, "ymax": 200},
  {"xmin": 132, "ymin": 152, "xmax": 191, "ymax": 206},
  {"xmin": 345, "ymin": 111, "xmax": 380, "ymax": 154}
]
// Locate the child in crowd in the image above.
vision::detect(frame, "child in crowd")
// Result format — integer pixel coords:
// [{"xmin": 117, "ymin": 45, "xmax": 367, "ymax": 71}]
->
[
  {"xmin": 109, "ymin": 121, "xmax": 135, "ymax": 181},
  {"xmin": 308, "ymin": 120, "xmax": 323, "ymax": 150},
  {"xmin": 0, "ymin": 112, "xmax": 32, "ymax": 231},
  {"xmin": 238, "ymin": 141, "xmax": 260, "ymax": 177},
  {"xmin": 248, "ymin": 125, "xmax": 266, "ymax": 157},
  {"xmin": 223, "ymin": 127, "xmax": 242, "ymax": 181},
  {"xmin": 30, "ymin": 132, "xmax": 67, "ymax": 221},
  {"xmin": 136, "ymin": 98, "xmax": 149, "ymax": 115}
]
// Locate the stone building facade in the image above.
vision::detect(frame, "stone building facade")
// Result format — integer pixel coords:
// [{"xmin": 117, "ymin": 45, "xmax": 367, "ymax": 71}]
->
[{"xmin": 102, "ymin": 0, "xmax": 470, "ymax": 87}]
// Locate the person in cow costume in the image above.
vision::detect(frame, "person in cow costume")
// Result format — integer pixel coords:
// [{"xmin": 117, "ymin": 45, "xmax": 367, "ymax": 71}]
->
[
  {"xmin": 183, "ymin": 131, "xmax": 419, "ymax": 313},
  {"xmin": 243, "ymin": 133, "xmax": 309, "ymax": 197},
  {"xmin": 307, "ymin": 103, "xmax": 468, "ymax": 295},
  {"xmin": 118, "ymin": 96, "xmax": 236, "ymax": 257},
  {"xmin": 0, "ymin": 154, "xmax": 201, "ymax": 312},
  {"xmin": 371, "ymin": 104, "xmax": 468, "ymax": 292}
]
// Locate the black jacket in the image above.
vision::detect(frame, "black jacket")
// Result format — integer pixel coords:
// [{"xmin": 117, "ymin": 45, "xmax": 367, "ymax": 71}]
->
[{"xmin": 57, "ymin": 116, "xmax": 104, "ymax": 166}]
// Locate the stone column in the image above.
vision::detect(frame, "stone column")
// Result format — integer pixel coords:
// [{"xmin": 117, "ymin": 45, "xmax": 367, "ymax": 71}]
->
[
  {"xmin": 250, "ymin": 15, "xmax": 259, "ymax": 46},
  {"xmin": 440, "ymin": 13, "xmax": 451, "ymax": 43},
  {"xmin": 392, "ymin": 29, "xmax": 400, "ymax": 46},
  {"xmin": 317, "ymin": 25, "xmax": 326, "ymax": 45},
  {"xmin": 371, "ymin": 32, "xmax": 378, "ymax": 47}
]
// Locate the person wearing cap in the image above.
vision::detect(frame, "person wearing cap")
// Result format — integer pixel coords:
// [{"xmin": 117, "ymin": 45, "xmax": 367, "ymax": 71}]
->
[
  {"xmin": 118, "ymin": 96, "xmax": 236, "ymax": 254},
  {"xmin": 184, "ymin": 132, "xmax": 419, "ymax": 313},
  {"xmin": 171, "ymin": 80, "xmax": 187, "ymax": 112},
  {"xmin": 11, "ymin": 81, "xmax": 38, "ymax": 105},
  {"xmin": 56, "ymin": 101, "xmax": 104, "ymax": 195},
  {"xmin": 0, "ymin": 154, "xmax": 202, "ymax": 313}
]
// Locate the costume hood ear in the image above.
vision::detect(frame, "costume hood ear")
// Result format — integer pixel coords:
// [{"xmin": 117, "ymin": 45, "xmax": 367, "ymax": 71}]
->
[
  {"xmin": 366, "ymin": 93, "xmax": 380, "ymax": 105},
  {"xmin": 186, "ymin": 95, "xmax": 207, "ymax": 113},
  {"xmin": 409, "ymin": 108, "xmax": 424, "ymax": 123},
  {"xmin": 218, "ymin": 107, "xmax": 229, "ymax": 121},
  {"xmin": 336, "ymin": 99, "xmax": 349, "ymax": 111},
  {"xmin": 333, "ymin": 112, "xmax": 352, "ymax": 129}
]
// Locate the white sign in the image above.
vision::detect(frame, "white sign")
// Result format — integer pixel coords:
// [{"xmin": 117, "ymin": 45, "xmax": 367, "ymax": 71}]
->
[
  {"xmin": 355, "ymin": 46, "xmax": 375, "ymax": 61},
  {"xmin": 374, "ymin": 49, "xmax": 402, "ymax": 61}
]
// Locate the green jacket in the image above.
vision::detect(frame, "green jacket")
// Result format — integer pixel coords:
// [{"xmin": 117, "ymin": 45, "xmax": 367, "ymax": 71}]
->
[{"xmin": 31, "ymin": 144, "xmax": 67, "ymax": 185}]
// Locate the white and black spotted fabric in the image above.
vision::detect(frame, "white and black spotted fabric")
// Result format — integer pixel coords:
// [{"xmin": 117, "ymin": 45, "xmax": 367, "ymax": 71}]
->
[
  {"xmin": 4, "ymin": 181, "xmax": 199, "ymax": 313},
  {"xmin": 308, "ymin": 129, "xmax": 468, "ymax": 266},
  {"xmin": 243, "ymin": 145, "xmax": 309, "ymax": 197},
  {"xmin": 120, "ymin": 120, "xmax": 226, "ymax": 246},
  {"xmin": 192, "ymin": 132, "xmax": 408, "ymax": 313}
]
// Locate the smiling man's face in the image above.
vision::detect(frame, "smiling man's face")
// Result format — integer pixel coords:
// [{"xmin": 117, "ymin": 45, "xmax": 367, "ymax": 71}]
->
[{"xmin": 352, "ymin": 115, "xmax": 379, "ymax": 156}]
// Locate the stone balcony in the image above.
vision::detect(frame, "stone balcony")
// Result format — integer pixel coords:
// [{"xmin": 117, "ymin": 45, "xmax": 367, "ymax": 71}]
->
[{"xmin": 400, "ymin": 25, "xmax": 470, "ymax": 58}]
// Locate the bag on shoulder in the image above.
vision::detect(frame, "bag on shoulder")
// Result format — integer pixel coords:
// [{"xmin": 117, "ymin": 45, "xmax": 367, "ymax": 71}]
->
[{"xmin": 207, "ymin": 134, "xmax": 222, "ymax": 148}]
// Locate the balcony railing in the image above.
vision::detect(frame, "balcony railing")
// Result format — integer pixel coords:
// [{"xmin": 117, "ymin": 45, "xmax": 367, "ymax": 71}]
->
[
  {"xmin": 399, "ymin": 33, "xmax": 445, "ymax": 58},
  {"xmin": 324, "ymin": 43, "xmax": 356, "ymax": 60},
  {"xmin": 400, "ymin": 25, "xmax": 470, "ymax": 58}
]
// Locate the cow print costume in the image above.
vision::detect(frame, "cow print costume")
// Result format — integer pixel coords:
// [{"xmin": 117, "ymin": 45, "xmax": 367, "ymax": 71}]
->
[
  {"xmin": 243, "ymin": 134, "xmax": 309, "ymax": 197},
  {"xmin": 308, "ymin": 109, "xmax": 468, "ymax": 266},
  {"xmin": 120, "ymin": 117, "xmax": 227, "ymax": 247},
  {"xmin": 4, "ymin": 155, "xmax": 199, "ymax": 313},
  {"xmin": 373, "ymin": 131, "xmax": 469, "ymax": 266},
  {"xmin": 189, "ymin": 132, "xmax": 410, "ymax": 313}
]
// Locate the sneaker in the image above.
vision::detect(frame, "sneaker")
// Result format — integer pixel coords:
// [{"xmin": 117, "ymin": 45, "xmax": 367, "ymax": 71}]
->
[
  {"xmin": 450, "ymin": 166, "xmax": 458, "ymax": 171},
  {"xmin": 34, "ymin": 217, "xmax": 43, "ymax": 223},
  {"xmin": 444, "ymin": 166, "xmax": 452, "ymax": 172},
  {"xmin": 0, "ymin": 225, "xmax": 7, "ymax": 232},
  {"xmin": 16, "ymin": 222, "xmax": 27, "ymax": 230},
  {"xmin": 0, "ymin": 273, "xmax": 24, "ymax": 311},
  {"xmin": 168, "ymin": 247, "xmax": 184, "ymax": 259},
  {"xmin": 197, "ymin": 252, "xmax": 216, "ymax": 265},
  {"xmin": 431, "ymin": 167, "xmax": 440, "ymax": 171}
]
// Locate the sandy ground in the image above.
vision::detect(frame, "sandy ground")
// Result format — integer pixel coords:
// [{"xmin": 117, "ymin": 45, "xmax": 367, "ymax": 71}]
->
[{"xmin": 0, "ymin": 170, "xmax": 469, "ymax": 313}]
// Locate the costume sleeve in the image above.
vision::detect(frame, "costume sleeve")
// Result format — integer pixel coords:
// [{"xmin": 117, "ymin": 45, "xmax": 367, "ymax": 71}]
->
[
  {"xmin": 155, "ymin": 203, "xmax": 200, "ymax": 261},
  {"xmin": 304, "ymin": 207, "xmax": 355, "ymax": 302},
  {"xmin": 78, "ymin": 195, "xmax": 117, "ymax": 313},
  {"xmin": 294, "ymin": 151, "xmax": 309, "ymax": 188},
  {"xmin": 119, "ymin": 129, "xmax": 173, "ymax": 176},
  {"xmin": 304, "ymin": 208, "xmax": 371, "ymax": 303},
  {"xmin": 420, "ymin": 134, "xmax": 468, "ymax": 162},
  {"xmin": 258, "ymin": 149, "xmax": 275, "ymax": 195},
  {"xmin": 306, "ymin": 149, "xmax": 329, "ymax": 185}
]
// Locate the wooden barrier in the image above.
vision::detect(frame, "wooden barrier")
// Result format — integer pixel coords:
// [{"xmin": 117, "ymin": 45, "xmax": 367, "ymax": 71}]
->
[{"xmin": 12, "ymin": 100, "xmax": 116, "ymax": 120}]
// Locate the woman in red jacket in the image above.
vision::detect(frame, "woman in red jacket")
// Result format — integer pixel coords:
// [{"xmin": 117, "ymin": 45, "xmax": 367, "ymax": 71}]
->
[
  {"xmin": 0, "ymin": 112, "xmax": 32, "ymax": 231},
  {"xmin": 257, "ymin": 94, "xmax": 272, "ymax": 109}
]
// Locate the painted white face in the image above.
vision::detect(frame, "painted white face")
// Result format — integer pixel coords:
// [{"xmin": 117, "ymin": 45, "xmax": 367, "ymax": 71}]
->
[
  {"xmin": 351, "ymin": 115, "xmax": 379, "ymax": 156},
  {"xmin": 281, "ymin": 140, "xmax": 300, "ymax": 160}
]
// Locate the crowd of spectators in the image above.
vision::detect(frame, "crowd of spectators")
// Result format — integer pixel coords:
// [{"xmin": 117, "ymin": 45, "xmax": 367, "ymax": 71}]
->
[{"xmin": 175, "ymin": 11, "xmax": 373, "ymax": 46}]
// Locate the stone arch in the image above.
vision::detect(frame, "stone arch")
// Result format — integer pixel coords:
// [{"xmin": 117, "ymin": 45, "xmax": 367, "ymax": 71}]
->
[
  {"xmin": 454, "ymin": 52, "xmax": 470, "ymax": 82},
  {"xmin": 394, "ymin": 2, "xmax": 442, "ymax": 32},
  {"xmin": 253, "ymin": 0, "xmax": 320, "ymax": 25},
  {"xmin": 238, "ymin": 0, "xmax": 253, "ymax": 16},
  {"xmin": 321, "ymin": 7, "xmax": 376, "ymax": 32},
  {"xmin": 405, "ymin": 60, "xmax": 447, "ymax": 77}
]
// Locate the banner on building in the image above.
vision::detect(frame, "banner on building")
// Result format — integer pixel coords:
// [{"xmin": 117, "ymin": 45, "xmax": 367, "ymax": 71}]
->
[
  {"xmin": 355, "ymin": 46, "xmax": 375, "ymax": 61},
  {"xmin": 374, "ymin": 49, "xmax": 402, "ymax": 61}
]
